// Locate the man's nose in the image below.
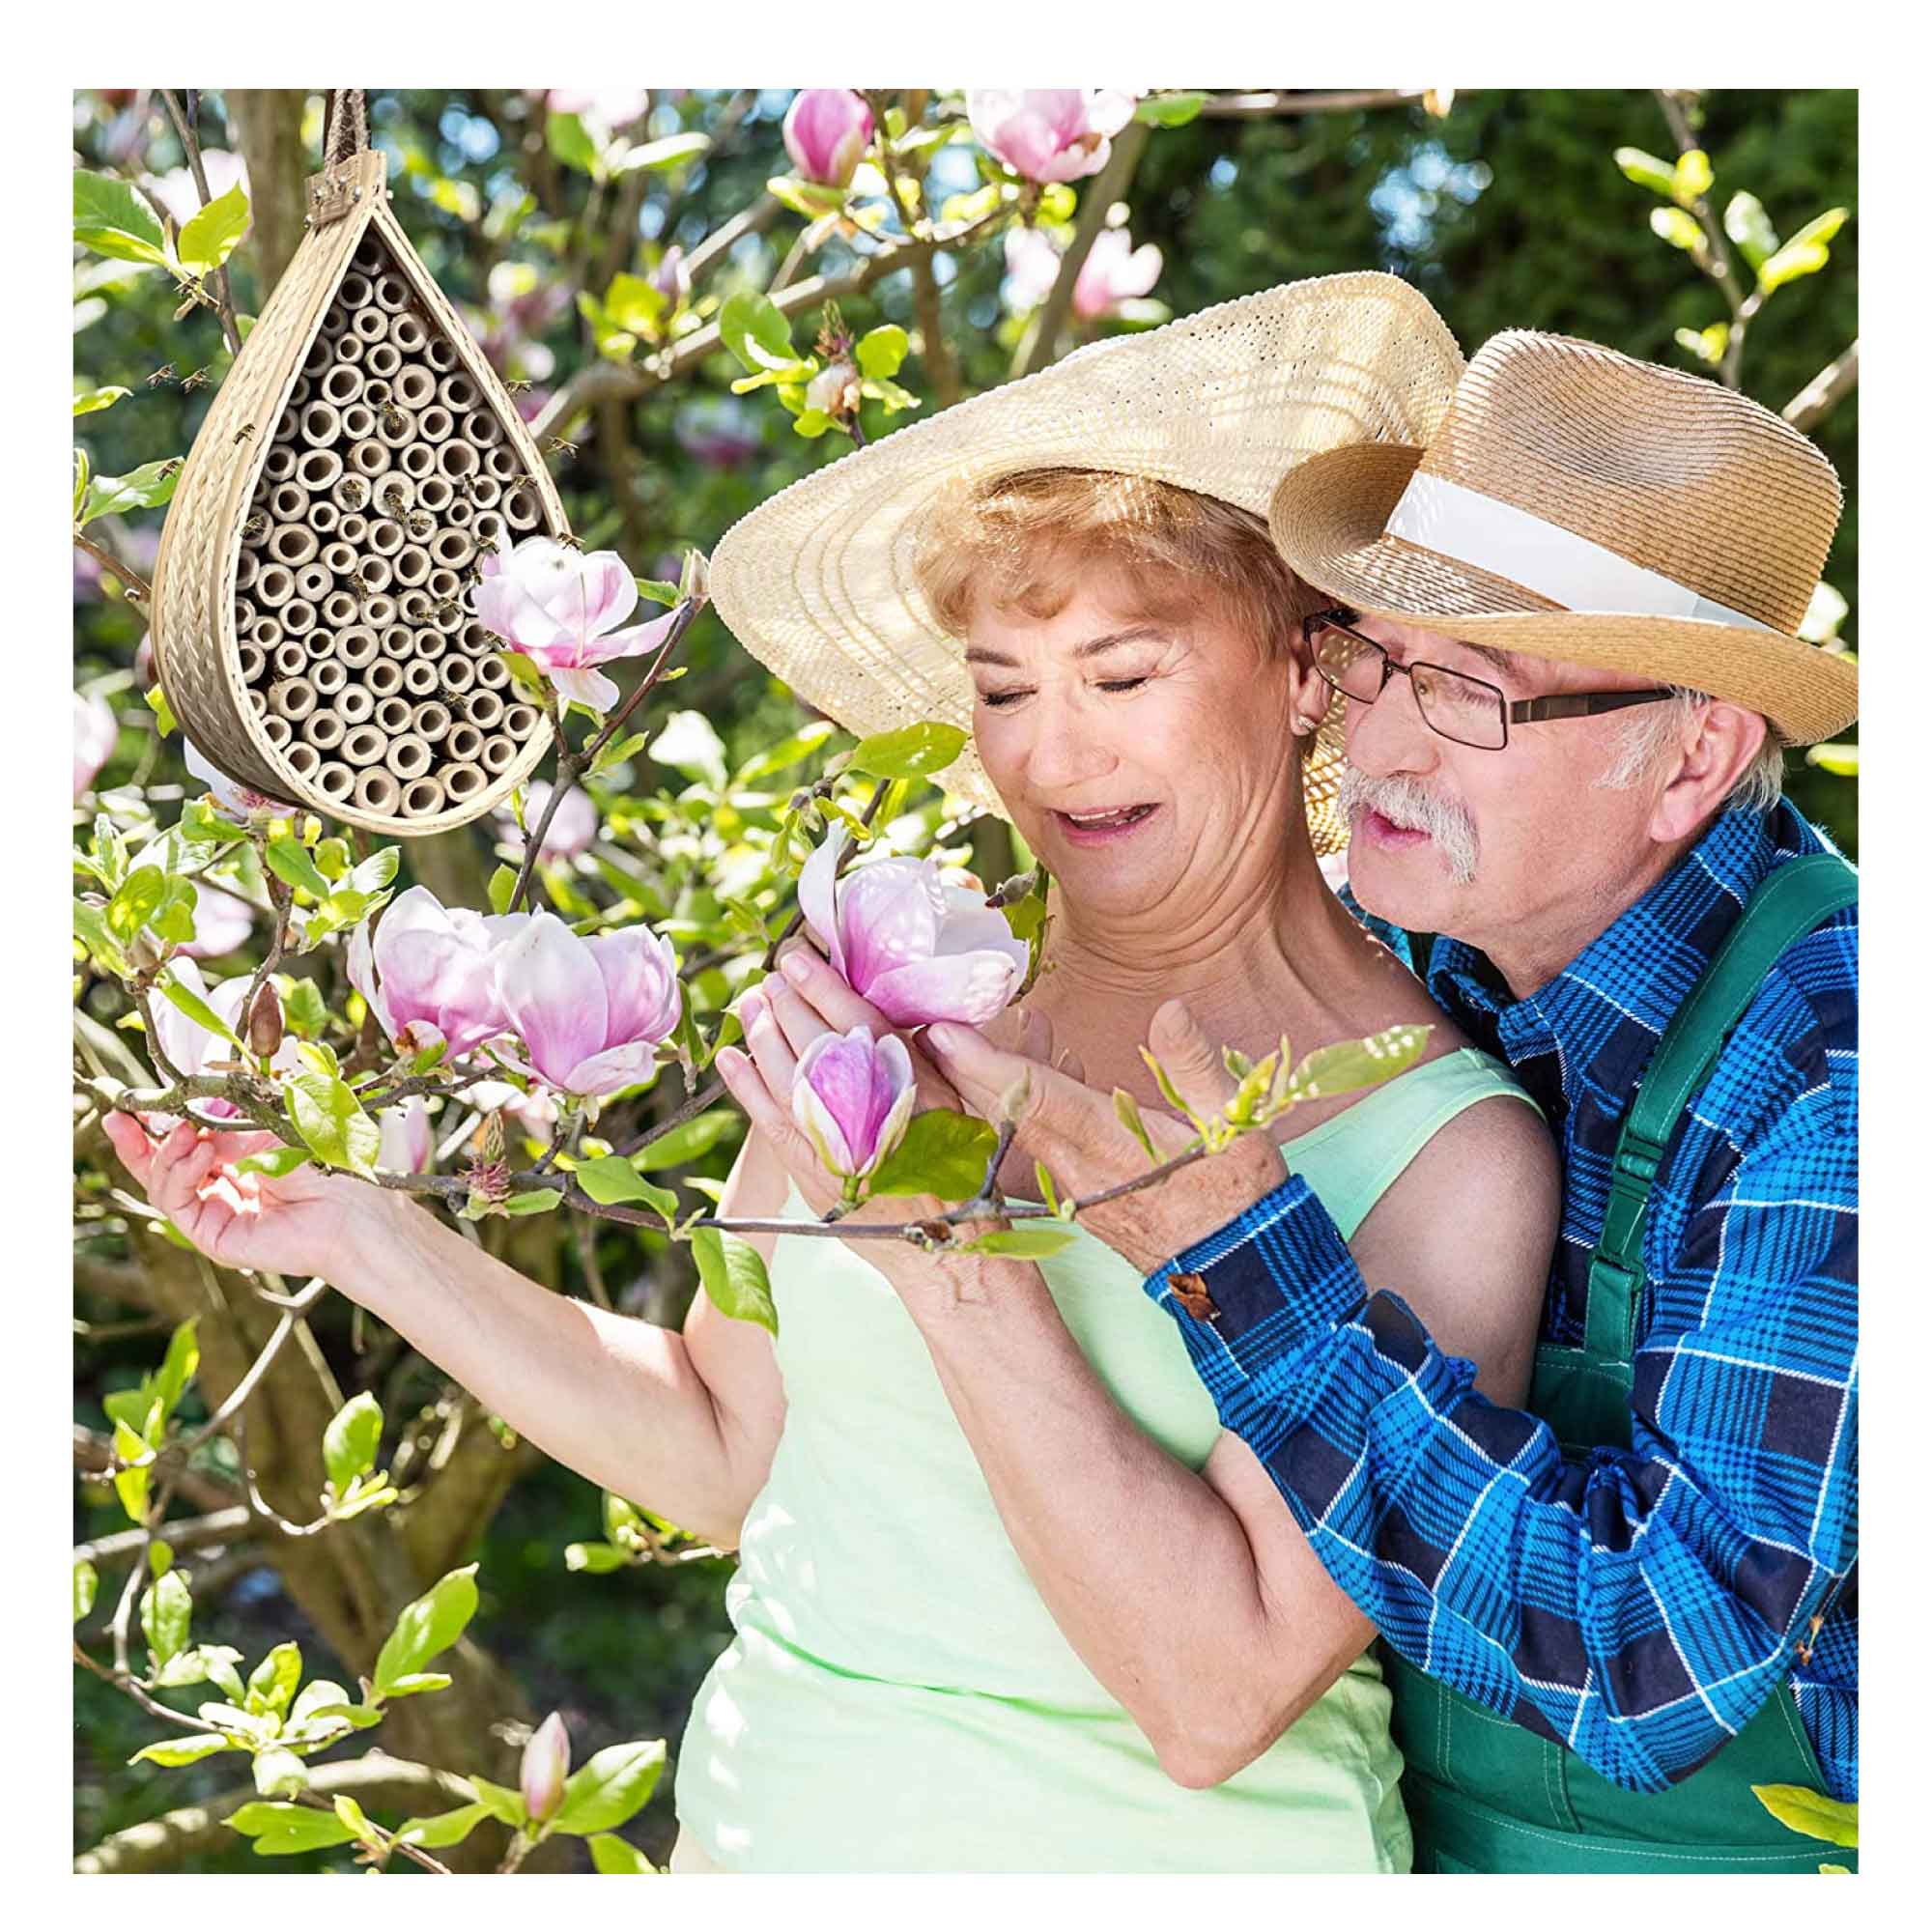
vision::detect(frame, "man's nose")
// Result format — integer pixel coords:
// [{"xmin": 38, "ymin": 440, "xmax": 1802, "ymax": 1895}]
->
[{"xmin": 1343, "ymin": 667, "xmax": 1441, "ymax": 779}]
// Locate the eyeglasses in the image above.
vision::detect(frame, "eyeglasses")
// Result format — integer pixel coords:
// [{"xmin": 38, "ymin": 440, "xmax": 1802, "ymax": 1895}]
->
[{"xmin": 1303, "ymin": 610, "xmax": 1678, "ymax": 752}]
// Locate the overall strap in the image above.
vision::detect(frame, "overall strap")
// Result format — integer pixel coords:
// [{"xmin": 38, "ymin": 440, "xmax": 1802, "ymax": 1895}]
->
[{"xmin": 1581, "ymin": 854, "xmax": 1859, "ymax": 1367}]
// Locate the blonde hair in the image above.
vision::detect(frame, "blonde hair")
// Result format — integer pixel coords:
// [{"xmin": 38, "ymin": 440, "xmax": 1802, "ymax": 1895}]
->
[{"xmin": 911, "ymin": 468, "xmax": 1323, "ymax": 657}]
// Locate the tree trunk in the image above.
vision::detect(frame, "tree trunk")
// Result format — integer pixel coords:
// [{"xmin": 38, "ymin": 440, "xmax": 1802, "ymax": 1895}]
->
[{"xmin": 226, "ymin": 89, "xmax": 310, "ymax": 303}]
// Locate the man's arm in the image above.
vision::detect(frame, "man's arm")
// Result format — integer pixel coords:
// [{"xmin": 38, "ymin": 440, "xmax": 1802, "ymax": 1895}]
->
[{"xmin": 1150, "ymin": 1108, "xmax": 1858, "ymax": 1795}]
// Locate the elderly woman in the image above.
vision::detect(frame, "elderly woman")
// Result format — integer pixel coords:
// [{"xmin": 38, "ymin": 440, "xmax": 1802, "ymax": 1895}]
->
[{"xmin": 108, "ymin": 277, "xmax": 1557, "ymax": 1873}]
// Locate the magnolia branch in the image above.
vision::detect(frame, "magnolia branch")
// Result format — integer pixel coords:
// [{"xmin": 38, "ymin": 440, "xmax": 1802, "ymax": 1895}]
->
[
  {"xmin": 158, "ymin": 91, "xmax": 244, "ymax": 360},
  {"xmin": 1783, "ymin": 340, "xmax": 1858, "ymax": 434},
  {"xmin": 73, "ymin": 531, "xmax": 153, "ymax": 603}
]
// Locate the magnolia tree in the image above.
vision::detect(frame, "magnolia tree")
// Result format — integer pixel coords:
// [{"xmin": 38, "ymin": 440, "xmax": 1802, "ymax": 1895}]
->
[{"xmin": 72, "ymin": 86, "xmax": 1856, "ymax": 1874}]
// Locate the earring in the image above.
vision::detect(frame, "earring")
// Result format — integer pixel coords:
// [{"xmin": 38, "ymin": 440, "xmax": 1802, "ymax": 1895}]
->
[{"xmin": 1292, "ymin": 716, "xmax": 1318, "ymax": 738}]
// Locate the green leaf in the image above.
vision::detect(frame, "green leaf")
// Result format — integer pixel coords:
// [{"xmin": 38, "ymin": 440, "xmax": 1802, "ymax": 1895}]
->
[
  {"xmin": 154, "ymin": 1644, "xmax": 245, "ymax": 1698},
  {"xmin": 1673, "ymin": 323, "xmax": 1730, "ymax": 368},
  {"xmin": 1136, "ymin": 92, "xmax": 1208, "ymax": 128},
  {"xmin": 251, "ymin": 1747, "xmax": 308, "ymax": 1799},
  {"xmin": 791, "ymin": 407, "xmax": 833, "ymax": 439},
  {"xmin": 232, "ymin": 1144, "xmax": 310, "ymax": 1179},
  {"xmin": 1112, "ymin": 1088, "xmax": 1158, "ymax": 1161},
  {"xmin": 732, "ymin": 720, "xmax": 837, "ymax": 784},
  {"xmin": 156, "ymin": 970, "xmax": 245, "ymax": 1051},
  {"xmin": 373, "ymin": 1564, "xmax": 479, "ymax": 1696},
  {"xmin": 80, "ymin": 460, "xmax": 182, "ymax": 526},
  {"xmin": 227, "ymin": 1801, "xmax": 358, "ymax": 1857},
  {"xmin": 1280, "ymin": 1025, "xmax": 1431, "ymax": 1106},
  {"xmin": 349, "ymin": 844, "xmax": 400, "ymax": 895},
  {"xmin": 373, "ymin": 1669, "xmax": 450, "ymax": 1697},
  {"xmin": 848, "ymin": 720, "xmax": 968, "ymax": 780},
  {"xmin": 1722, "ymin": 191, "xmax": 1779, "ymax": 269},
  {"xmin": 629, "ymin": 1108, "xmax": 743, "ymax": 1172},
  {"xmin": 324, "ymin": 1391, "xmax": 384, "ymax": 1494},
  {"xmin": 176, "ymin": 183, "xmax": 250, "ymax": 275},
  {"xmin": 690, "ymin": 1227, "xmax": 778, "ymax": 1333},
  {"xmin": 73, "ymin": 385, "xmax": 130, "ymax": 416},
  {"xmin": 106, "ymin": 866, "xmax": 167, "ymax": 941},
  {"xmin": 1649, "ymin": 206, "xmax": 1705, "ymax": 254},
  {"xmin": 719, "ymin": 290, "xmax": 795, "ymax": 376},
  {"xmin": 1751, "ymin": 1783, "xmax": 1859, "ymax": 1848},
  {"xmin": 855, "ymin": 324, "xmax": 910, "ymax": 381},
  {"xmin": 244, "ymin": 1641, "xmax": 302, "ymax": 1719},
  {"xmin": 141, "ymin": 1568, "xmax": 192, "ymax": 1669},
  {"xmin": 547, "ymin": 109, "xmax": 601, "ymax": 178},
  {"xmin": 505, "ymin": 1187, "xmax": 565, "ymax": 1215},
  {"xmin": 265, "ymin": 836, "xmax": 331, "ymax": 899},
  {"xmin": 487, "ymin": 865, "xmax": 519, "ymax": 915},
  {"xmin": 565, "ymin": 1541, "xmax": 633, "ymax": 1573},
  {"xmin": 1805, "ymin": 741, "xmax": 1859, "ymax": 778},
  {"xmin": 129, "ymin": 1734, "xmax": 238, "ymax": 1769},
  {"xmin": 549, "ymin": 1740, "xmax": 668, "ymax": 1836},
  {"xmin": 74, "ymin": 1558, "xmax": 98, "ymax": 1622},
  {"xmin": 612, "ymin": 131, "xmax": 711, "ymax": 174},
  {"xmin": 1670, "ymin": 148, "xmax": 1713, "ymax": 204},
  {"xmin": 396, "ymin": 1802, "xmax": 497, "ymax": 1850},
  {"xmin": 602, "ymin": 270, "xmax": 668, "ymax": 340},
  {"xmin": 73, "ymin": 170, "xmax": 169, "ymax": 268},
  {"xmin": 959, "ymin": 1223, "xmax": 1080, "ymax": 1260},
  {"xmin": 588, "ymin": 1832, "xmax": 658, "ymax": 1873},
  {"xmin": 152, "ymin": 1317, "xmax": 200, "ymax": 1422},
  {"xmin": 766, "ymin": 173, "xmax": 849, "ymax": 219},
  {"xmin": 461, "ymin": 1776, "xmax": 528, "ymax": 1828},
  {"xmin": 868, "ymin": 1109, "xmax": 999, "ymax": 1200},
  {"xmin": 1757, "ymin": 209, "xmax": 1848, "ymax": 295},
  {"xmin": 144, "ymin": 683, "xmax": 178, "ymax": 739},
  {"xmin": 1612, "ymin": 146, "xmax": 1678, "ymax": 199},
  {"xmin": 647, "ymin": 709, "xmax": 727, "ymax": 787},
  {"xmin": 286, "ymin": 1069, "xmax": 381, "ymax": 1178}
]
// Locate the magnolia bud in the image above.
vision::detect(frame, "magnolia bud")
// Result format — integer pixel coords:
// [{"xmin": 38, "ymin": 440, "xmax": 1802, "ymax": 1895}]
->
[
  {"xmin": 805, "ymin": 359, "xmax": 859, "ymax": 421},
  {"xmin": 246, "ymin": 983, "xmax": 284, "ymax": 1059},
  {"xmin": 481, "ymin": 1110, "xmax": 505, "ymax": 1164},
  {"xmin": 998, "ymin": 1071, "xmax": 1033, "ymax": 1127},
  {"xmin": 520, "ymin": 1711, "xmax": 571, "ymax": 1827}
]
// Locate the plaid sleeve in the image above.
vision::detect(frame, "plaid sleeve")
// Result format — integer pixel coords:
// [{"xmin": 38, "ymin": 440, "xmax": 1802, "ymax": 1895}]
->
[{"xmin": 1147, "ymin": 1118, "xmax": 1860, "ymax": 1796}]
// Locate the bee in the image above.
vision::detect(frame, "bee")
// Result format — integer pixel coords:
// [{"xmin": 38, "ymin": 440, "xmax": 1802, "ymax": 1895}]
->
[
  {"xmin": 178, "ymin": 366, "xmax": 210, "ymax": 395},
  {"xmin": 353, "ymin": 567, "xmax": 383, "ymax": 603},
  {"xmin": 433, "ymin": 597, "xmax": 463, "ymax": 626},
  {"xmin": 556, "ymin": 532, "xmax": 583, "ymax": 551},
  {"xmin": 380, "ymin": 481, "xmax": 411, "ymax": 518},
  {"xmin": 408, "ymin": 510, "xmax": 435, "ymax": 541},
  {"xmin": 380, "ymin": 403, "xmax": 409, "ymax": 438},
  {"xmin": 156, "ymin": 457, "xmax": 184, "ymax": 482},
  {"xmin": 231, "ymin": 423, "xmax": 255, "ymax": 446},
  {"xmin": 146, "ymin": 363, "xmax": 176, "ymax": 388},
  {"xmin": 505, "ymin": 378, "xmax": 533, "ymax": 394},
  {"xmin": 241, "ymin": 511, "xmax": 270, "ymax": 544},
  {"xmin": 546, "ymin": 436, "xmax": 579, "ymax": 458}
]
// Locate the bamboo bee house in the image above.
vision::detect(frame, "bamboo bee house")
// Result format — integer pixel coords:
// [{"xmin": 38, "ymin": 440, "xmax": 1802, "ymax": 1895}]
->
[{"xmin": 150, "ymin": 91, "xmax": 561, "ymax": 836}]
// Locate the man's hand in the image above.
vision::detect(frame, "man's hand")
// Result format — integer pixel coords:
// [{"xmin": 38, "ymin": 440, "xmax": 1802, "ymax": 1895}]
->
[{"xmin": 923, "ymin": 1001, "xmax": 1289, "ymax": 1275}]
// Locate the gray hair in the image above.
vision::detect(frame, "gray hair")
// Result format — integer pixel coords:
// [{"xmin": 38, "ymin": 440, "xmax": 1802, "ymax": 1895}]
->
[{"xmin": 1594, "ymin": 686, "xmax": 1785, "ymax": 812}]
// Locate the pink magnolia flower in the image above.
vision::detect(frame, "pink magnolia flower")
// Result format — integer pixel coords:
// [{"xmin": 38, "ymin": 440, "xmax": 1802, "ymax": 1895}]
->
[
  {"xmin": 184, "ymin": 739, "xmax": 296, "ymax": 820},
  {"xmin": 497, "ymin": 780, "xmax": 600, "ymax": 861},
  {"xmin": 967, "ymin": 90, "xmax": 1137, "ymax": 184},
  {"xmin": 74, "ymin": 691, "xmax": 118, "ymax": 800},
  {"xmin": 799, "ymin": 825, "xmax": 1029, "ymax": 1029},
  {"xmin": 782, "ymin": 89, "xmax": 873, "ymax": 188},
  {"xmin": 142, "ymin": 150, "xmax": 250, "ymax": 230},
  {"xmin": 546, "ymin": 88, "xmax": 647, "ymax": 129},
  {"xmin": 149, "ymin": 959, "xmax": 300, "ymax": 1122},
  {"xmin": 520, "ymin": 1712, "xmax": 571, "ymax": 1827},
  {"xmin": 348, "ymin": 885, "xmax": 530, "ymax": 1060},
  {"xmin": 495, "ymin": 912, "xmax": 682, "ymax": 1099},
  {"xmin": 792, "ymin": 1026, "xmax": 917, "ymax": 1181},
  {"xmin": 464, "ymin": 1077, "xmax": 560, "ymax": 1143},
  {"xmin": 1004, "ymin": 225, "xmax": 1161, "ymax": 319},
  {"xmin": 377, "ymin": 1096, "xmax": 436, "ymax": 1175},
  {"xmin": 179, "ymin": 884, "xmax": 256, "ymax": 960},
  {"xmin": 473, "ymin": 535, "xmax": 679, "ymax": 715}
]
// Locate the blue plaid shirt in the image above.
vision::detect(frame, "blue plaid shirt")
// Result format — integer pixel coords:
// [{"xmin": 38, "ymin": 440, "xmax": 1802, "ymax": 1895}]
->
[{"xmin": 1146, "ymin": 801, "xmax": 1858, "ymax": 1800}]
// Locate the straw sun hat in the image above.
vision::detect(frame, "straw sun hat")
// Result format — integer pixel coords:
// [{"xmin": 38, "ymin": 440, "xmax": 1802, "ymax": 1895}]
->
[
  {"xmin": 707, "ymin": 272, "xmax": 1466, "ymax": 847},
  {"xmin": 1267, "ymin": 329, "xmax": 1857, "ymax": 746}
]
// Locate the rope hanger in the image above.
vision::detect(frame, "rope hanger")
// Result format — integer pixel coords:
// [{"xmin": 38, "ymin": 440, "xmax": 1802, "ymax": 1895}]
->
[{"xmin": 323, "ymin": 88, "xmax": 370, "ymax": 167}]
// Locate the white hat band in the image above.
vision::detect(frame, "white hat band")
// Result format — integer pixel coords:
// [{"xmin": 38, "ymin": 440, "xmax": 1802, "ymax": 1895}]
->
[{"xmin": 1384, "ymin": 471, "xmax": 1773, "ymax": 632}]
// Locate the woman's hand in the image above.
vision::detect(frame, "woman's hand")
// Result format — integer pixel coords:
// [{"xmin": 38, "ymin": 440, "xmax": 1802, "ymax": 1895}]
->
[{"xmin": 100, "ymin": 1113, "xmax": 398, "ymax": 1283}]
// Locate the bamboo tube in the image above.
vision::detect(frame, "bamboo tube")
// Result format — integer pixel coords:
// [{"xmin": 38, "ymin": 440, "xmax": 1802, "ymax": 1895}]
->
[
  {"xmin": 298, "ymin": 446, "xmax": 344, "ymax": 493},
  {"xmin": 299, "ymin": 400, "xmax": 342, "ymax": 448},
  {"xmin": 367, "ymin": 660, "xmax": 404, "ymax": 697},
  {"xmin": 355, "ymin": 554, "xmax": 393, "ymax": 594},
  {"xmin": 425, "ymin": 334, "xmax": 457, "ymax": 372},
  {"xmin": 268, "ymin": 677, "xmax": 316, "ymax": 722},
  {"xmin": 348, "ymin": 441, "xmax": 390, "ymax": 483},
  {"xmin": 399, "ymin": 442, "xmax": 437, "ymax": 480},
  {"xmin": 415, "ymin": 403, "xmax": 454, "ymax": 442},
  {"xmin": 247, "ymin": 685, "xmax": 271, "ymax": 717},
  {"xmin": 392, "ymin": 546, "xmax": 432, "ymax": 589},
  {"xmin": 469, "ymin": 475, "xmax": 502, "ymax": 510},
  {"xmin": 367, "ymin": 518, "xmax": 405, "ymax": 558},
  {"xmin": 255, "ymin": 564, "xmax": 296, "ymax": 608},
  {"xmin": 337, "ymin": 687, "xmax": 376, "ymax": 725},
  {"xmin": 376, "ymin": 406, "xmax": 417, "ymax": 449},
  {"xmin": 395, "ymin": 365, "xmax": 437, "ymax": 410},
  {"xmin": 305, "ymin": 499, "xmax": 340, "ymax": 537},
  {"xmin": 331, "ymin": 475, "xmax": 372, "ymax": 516},
  {"xmin": 486, "ymin": 445, "xmax": 522, "ymax": 481},
  {"xmin": 503, "ymin": 486, "xmax": 541, "ymax": 531},
  {"xmin": 235, "ymin": 603, "xmax": 258, "ymax": 637},
  {"xmin": 432, "ymin": 529, "xmax": 475, "ymax": 569},
  {"xmin": 335, "ymin": 514, "xmax": 369, "ymax": 548},
  {"xmin": 462, "ymin": 622, "xmax": 493, "ymax": 653},
  {"xmin": 338, "ymin": 627, "xmax": 380, "ymax": 669},
  {"xmin": 361, "ymin": 379, "xmax": 393, "ymax": 411},
  {"xmin": 262, "ymin": 446, "xmax": 298, "ymax": 484},
  {"xmin": 302, "ymin": 335, "xmax": 335, "ymax": 378},
  {"xmin": 315, "ymin": 761, "xmax": 355, "ymax": 805},
  {"xmin": 445, "ymin": 500, "xmax": 474, "ymax": 529},
  {"xmin": 372, "ymin": 474, "xmax": 414, "ymax": 520},
  {"xmin": 280, "ymin": 600, "xmax": 317, "ymax": 639},
  {"xmin": 352, "ymin": 236, "xmax": 384, "ymax": 271},
  {"xmin": 339, "ymin": 270, "xmax": 374, "ymax": 310},
  {"xmin": 355, "ymin": 768, "xmax": 402, "ymax": 815},
  {"xmin": 270, "ymin": 482, "xmax": 309, "ymax": 523},
  {"xmin": 391, "ymin": 313, "xmax": 429, "ymax": 355},
  {"xmin": 374, "ymin": 271, "xmax": 411, "ymax": 313},
  {"xmin": 236, "ymin": 642, "xmax": 267, "ymax": 683},
  {"xmin": 307, "ymin": 709, "xmax": 347, "ymax": 753},
  {"xmin": 412, "ymin": 625, "xmax": 450, "ymax": 660},
  {"xmin": 311, "ymin": 660, "xmax": 348, "ymax": 697},
  {"xmin": 288, "ymin": 376, "xmax": 315, "ymax": 411},
  {"xmin": 403, "ymin": 660, "xmax": 440, "ymax": 697},
  {"xmin": 439, "ymin": 655, "xmax": 475, "ymax": 694},
  {"xmin": 402, "ymin": 775, "xmax": 445, "ymax": 816},
  {"xmin": 269, "ymin": 524, "xmax": 319, "ymax": 567},
  {"xmin": 397, "ymin": 590, "xmax": 434, "ymax": 625},
  {"xmin": 298, "ymin": 560, "xmax": 333, "ymax": 600},
  {"xmin": 473, "ymin": 650, "xmax": 511, "ymax": 691},
  {"xmin": 284, "ymin": 743, "xmax": 323, "ymax": 783},
  {"xmin": 321, "ymin": 364, "xmax": 364, "ymax": 407},
  {"xmin": 436, "ymin": 440, "xmax": 479, "ymax": 481},
  {"xmin": 342, "ymin": 724, "xmax": 387, "ymax": 768},
  {"xmin": 414, "ymin": 701, "xmax": 453, "ymax": 743},
  {"xmin": 415, "ymin": 475, "xmax": 454, "ymax": 516},
  {"xmin": 262, "ymin": 714, "xmax": 293, "ymax": 749},
  {"xmin": 465, "ymin": 690, "xmax": 506, "ymax": 731},
  {"xmin": 427, "ymin": 569, "xmax": 462, "ymax": 608},
  {"xmin": 375, "ymin": 696, "xmax": 414, "ymax": 737},
  {"xmin": 468, "ymin": 410, "xmax": 507, "ymax": 450},
  {"xmin": 406, "ymin": 508, "xmax": 438, "ymax": 546},
  {"xmin": 473, "ymin": 512, "xmax": 506, "ymax": 547},
  {"xmin": 501, "ymin": 702, "xmax": 541, "ymax": 739},
  {"xmin": 334, "ymin": 328, "xmax": 367, "ymax": 365},
  {"xmin": 437, "ymin": 371, "xmax": 477, "ymax": 412},
  {"xmin": 443, "ymin": 763, "xmax": 486, "ymax": 806},
  {"xmin": 322, "ymin": 590, "xmax": 360, "ymax": 631},
  {"xmin": 365, "ymin": 340, "xmax": 403, "ymax": 381},
  {"xmin": 385, "ymin": 734, "xmax": 433, "ymax": 781},
  {"xmin": 270, "ymin": 640, "xmax": 308, "ymax": 677},
  {"xmin": 234, "ymin": 552, "xmax": 261, "ymax": 592},
  {"xmin": 480, "ymin": 736, "xmax": 518, "ymax": 776},
  {"xmin": 446, "ymin": 723, "xmax": 484, "ymax": 763},
  {"xmin": 252, "ymin": 616, "xmax": 284, "ymax": 650},
  {"xmin": 379, "ymin": 624, "xmax": 415, "ymax": 661},
  {"xmin": 352, "ymin": 307, "xmax": 388, "ymax": 344}
]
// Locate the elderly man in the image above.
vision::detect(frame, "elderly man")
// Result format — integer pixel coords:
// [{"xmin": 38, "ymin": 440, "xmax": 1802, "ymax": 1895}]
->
[{"xmin": 923, "ymin": 331, "xmax": 1859, "ymax": 1874}]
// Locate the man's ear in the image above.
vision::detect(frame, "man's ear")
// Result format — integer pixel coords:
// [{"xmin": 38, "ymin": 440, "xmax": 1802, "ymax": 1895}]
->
[{"xmin": 1648, "ymin": 701, "xmax": 1772, "ymax": 842}]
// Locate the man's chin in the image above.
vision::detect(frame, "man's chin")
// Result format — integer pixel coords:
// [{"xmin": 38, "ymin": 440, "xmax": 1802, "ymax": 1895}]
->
[{"xmin": 1346, "ymin": 829, "xmax": 1472, "ymax": 923}]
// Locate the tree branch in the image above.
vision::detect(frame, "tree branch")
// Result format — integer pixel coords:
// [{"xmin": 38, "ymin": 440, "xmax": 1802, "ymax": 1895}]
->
[
  {"xmin": 158, "ymin": 91, "xmax": 244, "ymax": 359},
  {"xmin": 1783, "ymin": 339, "xmax": 1859, "ymax": 434}
]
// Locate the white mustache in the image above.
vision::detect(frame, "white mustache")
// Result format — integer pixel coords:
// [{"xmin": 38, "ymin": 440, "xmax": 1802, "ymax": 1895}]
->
[{"xmin": 1337, "ymin": 769, "xmax": 1479, "ymax": 885}]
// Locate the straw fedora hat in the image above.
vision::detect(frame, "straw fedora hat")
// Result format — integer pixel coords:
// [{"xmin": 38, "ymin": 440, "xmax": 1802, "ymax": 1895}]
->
[
  {"xmin": 707, "ymin": 272, "xmax": 1466, "ymax": 847},
  {"xmin": 1267, "ymin": 329, "xmax": 1856, "ymax": 745}
]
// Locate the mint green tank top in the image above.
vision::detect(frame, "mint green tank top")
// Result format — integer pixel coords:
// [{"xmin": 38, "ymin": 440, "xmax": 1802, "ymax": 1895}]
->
[{"xmin": 674, "ymin": 1047, "xmax": 1535, "ymax": 1872}]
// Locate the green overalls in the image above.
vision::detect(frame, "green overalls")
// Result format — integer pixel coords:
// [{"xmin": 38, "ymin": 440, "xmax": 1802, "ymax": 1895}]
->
[{"xmin": 1388, "ymin": 854, "xmax": 1860, "ymax": 1874}]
